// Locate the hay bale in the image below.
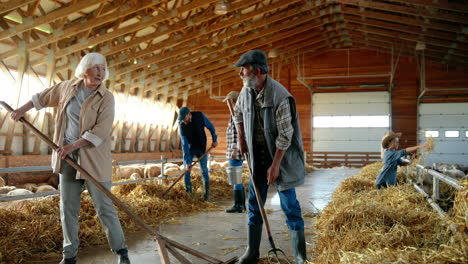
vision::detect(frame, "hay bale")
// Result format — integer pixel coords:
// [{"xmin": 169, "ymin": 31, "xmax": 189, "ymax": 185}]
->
[
  {"xmin": 36, "ymin": 185, "xmax": 56, "ymax": 193},
  {"xmin": 210, "ymin": 161, "xmax": 222, "ymax": 170},
  {"xmin": 144, "ymin": 164, "xmax": 161, "ymax": 178}
]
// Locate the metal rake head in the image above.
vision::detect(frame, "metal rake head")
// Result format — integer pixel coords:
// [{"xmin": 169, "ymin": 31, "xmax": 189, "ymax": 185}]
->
[{"xmin": 267, "ymin": 248, "xmax": 292, "ymax": 264}]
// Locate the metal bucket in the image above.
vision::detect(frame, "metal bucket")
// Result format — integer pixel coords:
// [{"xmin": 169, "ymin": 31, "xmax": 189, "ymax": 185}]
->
[{"xmin": 226, "ymin": 166, "xmax": 243, "ymax": 185}]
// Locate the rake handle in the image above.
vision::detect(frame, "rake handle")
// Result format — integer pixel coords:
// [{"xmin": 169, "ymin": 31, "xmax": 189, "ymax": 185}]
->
[{"xmin": 161, "ymin": 146, "xmax": 214, "ymax": 197}]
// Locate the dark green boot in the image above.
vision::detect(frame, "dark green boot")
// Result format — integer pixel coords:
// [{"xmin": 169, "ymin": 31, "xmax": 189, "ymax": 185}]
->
[
  {"xmin": 225, "ymin": 190, "xmax": 244, "ymax": 213},
  {"xmin": 203, "ymin": 180, "xmax": 210, "ymax": 201},
  {"xmin": 184, "ymin": 181, "xmax": 192, "ymax": 194},
  {"xmin": 238, "ymin": 224, "xmax": 262, "ymax": 264},
  {"xmin": 290, "ymin": 230, "xmax": 307, "ymax": 264}
]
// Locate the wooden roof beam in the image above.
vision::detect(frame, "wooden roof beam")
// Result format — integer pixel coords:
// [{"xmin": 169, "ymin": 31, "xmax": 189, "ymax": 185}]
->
[
  {"xmin": 108, "ymin": 0, "xmax": 301, "ymax": 68},
  {"xmin": 346, "ymin": 23, "xmax": 468, "ymax": 55},
  {"xmin": 0, "ymin": 0, "xmax": 161, "ymax": 61},
  {"xmin": 125, "ymin": 21, "xmax": 341, "ymax": 96},
  {"xmin": 342, "ymin": 0, "xmax": 468, "ymax": 24},
  {"xmin": 343, "ymin": 14, "xmax": 466, "ymax": 44},
  {"xmin": 112, "ymin": 0, "xmax": 315, "ymax": 75},
  {"xmin": 0, "ymin": 0, "xmax": 37, "ymax": 16},
  {"xmin": 384, "ymin": 0, "xmax": 468, "ymax": 13},
  {"xmin": 29, "ymin": 0, "xmax": 219, "ymax": 67},
  {"xmin": 342, "ymin": 5, "xmax": 465, "ymax": 34},
  {"xmin": 0, "ymin": 0, "xmax": 109, "ymax": 40}
]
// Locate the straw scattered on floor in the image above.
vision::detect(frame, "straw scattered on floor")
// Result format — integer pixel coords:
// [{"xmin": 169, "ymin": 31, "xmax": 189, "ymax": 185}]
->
[
  {"xmin": 0, "ymin": 170, "xmax": 250, "ymax": 263},
  {"xmin": 309, "ymin": 162, "xmax": 467, "ymax": 264}
]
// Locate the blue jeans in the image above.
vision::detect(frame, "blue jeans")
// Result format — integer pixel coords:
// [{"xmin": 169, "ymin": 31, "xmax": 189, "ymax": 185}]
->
[
  {"xmin": 247, "ymin": 144, "xmax": 304, "ymax": 231},
  {"xmin": 184, "ymin": 150, "xmax": 209, "ymax": 186},
  {"xmin": 229, "ymin": 159, "xmax": 244, "ymax": 191}
]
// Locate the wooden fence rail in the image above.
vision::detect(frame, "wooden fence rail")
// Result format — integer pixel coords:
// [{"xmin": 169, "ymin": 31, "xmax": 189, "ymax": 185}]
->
[{"xmin": 306, "ymin": 151, "xmax": 381, "ymax": 168}]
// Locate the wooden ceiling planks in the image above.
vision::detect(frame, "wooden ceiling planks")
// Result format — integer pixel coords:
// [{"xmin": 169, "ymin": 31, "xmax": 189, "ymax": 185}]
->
[{"xmin": 0, "ymin": 0, "xmax": 466, "ymax": 103}]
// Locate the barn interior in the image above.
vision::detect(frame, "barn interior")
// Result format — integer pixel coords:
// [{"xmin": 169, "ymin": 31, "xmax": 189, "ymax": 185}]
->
[{"xmin": 0, "ymin": 1, "xmax": 467, "ymax": 264}]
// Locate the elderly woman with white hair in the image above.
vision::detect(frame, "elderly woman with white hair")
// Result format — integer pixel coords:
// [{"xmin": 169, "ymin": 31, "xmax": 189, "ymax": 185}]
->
[{"xmin": 10, "ymin": 53, "xmax": 131, "ymax": 264}]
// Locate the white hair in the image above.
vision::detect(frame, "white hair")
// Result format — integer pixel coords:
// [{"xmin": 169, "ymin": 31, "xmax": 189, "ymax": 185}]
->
[{"xmin": 74, "ymin": 52, "xmax": 109, "ymax": 80}]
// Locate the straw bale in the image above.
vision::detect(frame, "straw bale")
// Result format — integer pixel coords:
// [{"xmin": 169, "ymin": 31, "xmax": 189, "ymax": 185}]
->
[
  {"xmin": 36, "ymin": 185, "xmax": 56, "ymax": 193},
  {"xmin": 144, "ymin": 164, "xmax": 161, "ymax": 178},
  {"xmin": 305, "ymin": 163, "xmax": 316, "ymax": 173}
]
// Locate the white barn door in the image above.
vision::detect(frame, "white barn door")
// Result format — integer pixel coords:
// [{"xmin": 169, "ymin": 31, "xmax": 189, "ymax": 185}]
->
[
  {"xmin": 312, "ymin": 92, "xmax": 390, "ymax": 152},
  {"xmin": 419, "ymin": 103, "xmax": 468, "ymax": 166}
]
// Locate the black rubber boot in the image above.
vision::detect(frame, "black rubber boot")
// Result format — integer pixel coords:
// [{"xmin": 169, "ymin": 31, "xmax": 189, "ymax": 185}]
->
[
  {"xmin": 290, "ymin": 230, "xmax": 307, "ymax": 264},
  {"xmin": 117, "ymin": 248, "xmax": 131, "ymax": 264},
  {"xmin": 238, "ymin": 224, "xmax": 263, "ymax": 264},
  {"xmin": 225, "ymin": 190, "xmax": 244, "ymax": 213},
  {"xmin": 203, "ymin": 180, "xmax": 210, "ymax": 201},
  {"xmin": 240, "ymin": 190, "xmax": 246, "ymax": 211},
  {"xmin": 184, "ymin": 181, "xmax": 192, "ymax": 194},
  {"xmin": 59, "ymin": 256, "xmax": 76, "ymax": 264}
]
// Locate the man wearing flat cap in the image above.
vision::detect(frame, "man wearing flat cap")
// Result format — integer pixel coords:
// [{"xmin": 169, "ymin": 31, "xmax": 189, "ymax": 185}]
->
[
  {"xmin": 178, "ymin": 106, "xmax": 218, "ymax": 200},
  {"xmin": 376, "ymin": 131, "xmax": 428, "ymax": 189},
  {"xmin": 223, "ymin": 91, "xmax": 246, "ymax": 213},
  {"xmin": 233, "ymin": 49, "xmax": 307, "ymax": 264}
]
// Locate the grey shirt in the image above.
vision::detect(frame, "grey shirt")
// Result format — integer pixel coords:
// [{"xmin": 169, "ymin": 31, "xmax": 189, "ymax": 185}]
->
[{"xmin": 64, "ymin": 83, "xmax": 94, "ymax": 144}]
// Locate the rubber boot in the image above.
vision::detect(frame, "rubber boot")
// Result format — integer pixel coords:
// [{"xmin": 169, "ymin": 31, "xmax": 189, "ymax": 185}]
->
[
  {"xmin": 117, "ymin": 248, "xmax": 131, "ymax": 264},
  {"xmin": 225, "ymin": 190, "xmax": 244, "ymax": 213},
  {"xmin": 59, "ymin": 256, "xmax": 76, "ymax": 264},
  {"xmin": 290, "ymin": 230, "xmax": 307, "ymax": 264},
  {"xmin": 238, "ymin": 224, "xmax": 263, "ymax": 264},
  {"xmin": 203, "ymin": 180, "xmax": 210, "ymax": 201},
  {"xmin": 184, "ymin": 181, "xmax": 192, "ymax": 194},
  {"xmin": 240, "ymin": 190, "xmax": 246, "ymax": 211}
]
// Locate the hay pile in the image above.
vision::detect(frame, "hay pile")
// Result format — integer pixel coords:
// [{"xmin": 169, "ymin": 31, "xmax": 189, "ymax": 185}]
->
[
  {"xmin": 310, "ymin": 162, "xmax": 467, "ymax": 264},
  {"xmin": 0, "ymin": 170, "xmax": 248, "ymax": 263}
]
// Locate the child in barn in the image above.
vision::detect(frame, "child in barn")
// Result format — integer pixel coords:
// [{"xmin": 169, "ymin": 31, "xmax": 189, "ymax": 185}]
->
[{"xmin": 376, "ymin": 131, "xmax": 428, "ymax": 189}]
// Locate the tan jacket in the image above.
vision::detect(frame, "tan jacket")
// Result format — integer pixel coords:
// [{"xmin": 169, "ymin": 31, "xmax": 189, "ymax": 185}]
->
[{"xmin": 32, "ymin": 79, "xmax": 115, "ymax": 182}]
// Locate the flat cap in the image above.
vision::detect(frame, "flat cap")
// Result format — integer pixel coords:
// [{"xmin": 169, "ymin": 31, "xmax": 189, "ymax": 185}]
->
[{"xmin": 234, "ymin": 49, "xmax": 268, "ymax": 67}]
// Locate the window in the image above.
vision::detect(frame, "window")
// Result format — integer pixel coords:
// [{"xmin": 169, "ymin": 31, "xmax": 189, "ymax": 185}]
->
[
  {"xmin": 425, "ymin": 131, "xmax": 439, "ymax": 138},
  {"xmin": 445, "ymin": 131, "xmax": 459, "ymax": 138},
  {"xmin": 313, "ymin": 116, "xmax": 389, "ymax": 128}
]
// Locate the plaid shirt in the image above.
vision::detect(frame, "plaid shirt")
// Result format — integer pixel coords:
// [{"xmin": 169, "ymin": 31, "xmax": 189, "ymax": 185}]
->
[
  {"xmin": 235, "ymin": 84, "xmax": 294, "ymax": 150},
  {"xmin": 226, "ymin": 117, "xmax": 243, "ymax": 160}
]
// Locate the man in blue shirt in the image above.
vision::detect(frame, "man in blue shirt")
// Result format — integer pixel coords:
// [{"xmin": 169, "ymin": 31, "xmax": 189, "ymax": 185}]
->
[{"xmin": 178, "ymin": 106, "xmax": 218, "ymax": 200}]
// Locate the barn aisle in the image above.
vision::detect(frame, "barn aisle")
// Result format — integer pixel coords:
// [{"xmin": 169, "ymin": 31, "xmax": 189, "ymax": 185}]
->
[{"xmin": 63, "ymin": 168, "xmax": 360, "ymax": 264}]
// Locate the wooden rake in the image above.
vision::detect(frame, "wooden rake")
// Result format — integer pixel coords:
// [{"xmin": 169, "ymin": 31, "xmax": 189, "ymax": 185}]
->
[{"xmin": 0, "ymin": 101, "xmax": 236, "ymax": 264}]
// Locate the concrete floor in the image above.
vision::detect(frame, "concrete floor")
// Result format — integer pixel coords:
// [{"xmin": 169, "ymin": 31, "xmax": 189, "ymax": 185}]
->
[{"xmin": 61, "ymin": 167, "xmax": 360, "ymax": 264}]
